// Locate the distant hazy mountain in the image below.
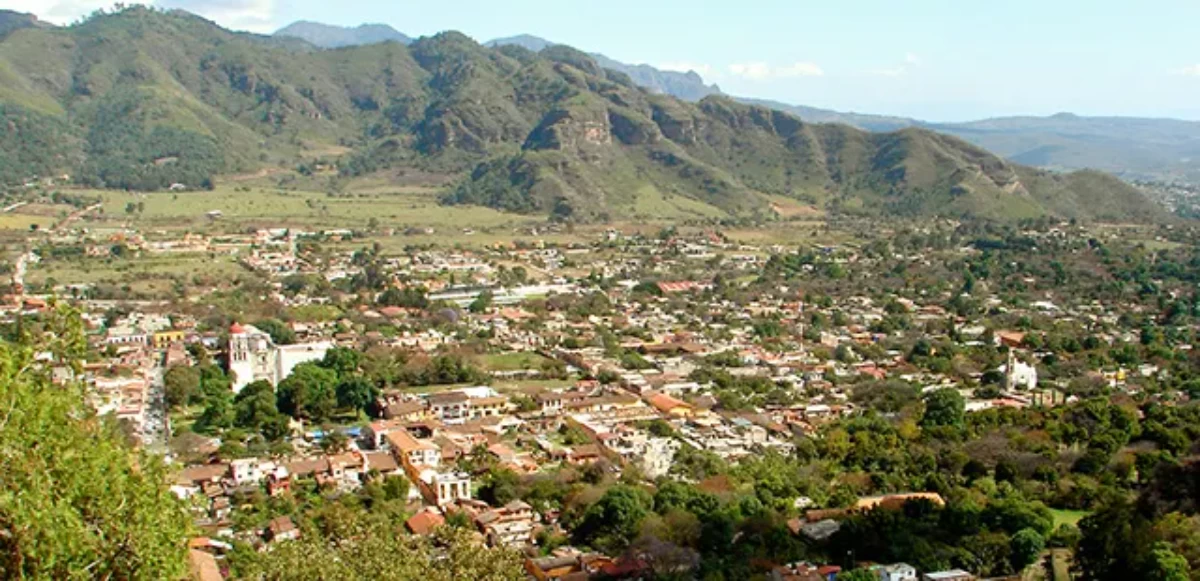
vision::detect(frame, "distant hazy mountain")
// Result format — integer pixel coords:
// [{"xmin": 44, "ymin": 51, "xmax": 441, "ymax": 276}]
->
[
  {"xmin": 483, "ymin": 34, "xmax": 555, "ymax": 52},
  {"xmin": 274, "ymin": 21, "xmax": 411, "ymax": 48},
  {"xmin": 929, "ymin": 114, "xmax": 1200, "ymax": 183},
  {"xmin": 754, "ymin": 100, "xmax": 1200, "ymax": 183},
  {"xmin": 485, "ymin": 34, "xmax": 720, "ymax": 101},
  {"xmin": 740, "ymin": 98, "xmax": 918, "ymax": 132}
]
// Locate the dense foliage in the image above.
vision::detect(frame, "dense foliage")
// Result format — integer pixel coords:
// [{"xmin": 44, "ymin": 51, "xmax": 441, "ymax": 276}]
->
[
  {"xmin": 0, "ymin": 304, "xmax": 192, "ymax": 579},
  {"xmin": 0, "ymin": 7, "xmax": 1161, "ymax": 221}
]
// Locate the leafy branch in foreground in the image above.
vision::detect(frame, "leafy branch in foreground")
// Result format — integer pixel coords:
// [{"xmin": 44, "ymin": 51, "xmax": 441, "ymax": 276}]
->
[{"xmin": 0, "ymin": 303, "xmax": 192, "ymax": 579}]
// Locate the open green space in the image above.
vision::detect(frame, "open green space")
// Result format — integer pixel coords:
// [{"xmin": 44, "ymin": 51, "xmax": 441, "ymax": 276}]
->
[
  {"xmin": 476, "ymin": 351, "xmax": 553, "ymax": 372},
  {"xmin": 1049, "ymin": 508, "xmax": 1090, "ymax": 528},
  {"xmin": 26, "ymin": 252, "xmax": 245, "ymax": 295},
  {"xmin": 73, "ymin": 186, "xmax": 537, "ymax": 233}
]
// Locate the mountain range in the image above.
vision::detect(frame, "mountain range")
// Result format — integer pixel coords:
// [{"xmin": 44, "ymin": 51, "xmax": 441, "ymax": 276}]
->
[
  {"xmin": 0, "ymin": 8, "xmax": 1164, "ymax": 223},
  {"xmin": 273, "ymin": 26, "xmax": 1200, "ymax": 186},
  {"xmin": 274, "ymin": 20, "xmax": 411, "ymax": 48}
]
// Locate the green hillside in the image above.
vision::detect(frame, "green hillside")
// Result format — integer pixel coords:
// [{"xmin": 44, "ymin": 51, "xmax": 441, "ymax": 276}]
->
[{"xmin": 0, "ymin": 7, "xmax": 1164, "ymax": 223}]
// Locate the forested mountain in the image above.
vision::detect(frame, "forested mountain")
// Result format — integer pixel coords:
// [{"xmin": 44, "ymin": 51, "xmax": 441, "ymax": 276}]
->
[
  {"xmin": 485, "ymin": 34, "xmax": 721, "ymax": 101},
  {"xmin": 0, "ymin": 7, "xmax": 1162, "ymax": 222},
  {"xmin": 279, "ymin": 21, "xmax": 1197, "ymax": 186}
]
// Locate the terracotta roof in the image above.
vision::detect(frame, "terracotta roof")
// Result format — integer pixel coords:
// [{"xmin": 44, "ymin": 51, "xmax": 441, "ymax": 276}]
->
[
  {"xmin": 646, "ymin": 392, "xmax": 691, "ymax": 413},
  {"xmin": 365, "ymin": 451, "xmax": 399, "ymax": 473},
  {"xmin": 427, "ymin": 391, "xmax": 470, "ymax": 405},
  {"xmin": 405, "ymin": 510, "xmax": 445, "ymax": 535},
  {"xmin": 384, "ymin": 400, "xmax": 427, "ymax": 418},
  {"xmin": 267, "ymin": 516, "xmax": 296, "ymax": 535},
  {"xmin": 178, "ymin": 463, "xmax": 229, "ymax": 485},
  {"xmin": 284, "ymin": 457, "xmax": 330, "ymax": 477},
  {"xmin": 385, "ymin": 429, "xmax": 437, "ymax": 453},
  {"xmin": 188, "ymin": 549, "xmax": 223, "ymax": 581}
]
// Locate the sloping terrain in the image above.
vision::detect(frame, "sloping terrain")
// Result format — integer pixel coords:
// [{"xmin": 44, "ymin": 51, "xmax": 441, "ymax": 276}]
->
[
  {"xmin": 274, "ymin": 21, "xmax": 411, "ymax": 48},
  {"xmin": 0, "ymin": 8, "xmax": 1162, "ymax": 223}
]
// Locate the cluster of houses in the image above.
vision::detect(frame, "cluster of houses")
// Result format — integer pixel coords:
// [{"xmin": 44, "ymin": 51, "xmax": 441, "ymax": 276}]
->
[{"xmin": 7, "ymin": 219, "xmax": 1185, "ymax": 581}]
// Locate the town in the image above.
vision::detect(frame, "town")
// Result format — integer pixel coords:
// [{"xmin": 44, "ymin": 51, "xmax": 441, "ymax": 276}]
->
[{"xmin": 6, "ymin": 197, "xmax": 1199, "ymax": 581}]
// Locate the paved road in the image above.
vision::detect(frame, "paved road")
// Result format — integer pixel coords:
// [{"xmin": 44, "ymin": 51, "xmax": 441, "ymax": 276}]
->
[{"xmin": 142, "ymin": 359, "xmax": 169, "ymax": 453}]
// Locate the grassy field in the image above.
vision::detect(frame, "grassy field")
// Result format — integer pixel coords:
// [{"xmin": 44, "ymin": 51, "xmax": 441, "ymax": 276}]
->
[
  {"xmin": 629, "ymin": 185, "xmax": 726, "ymax": 221},
  {"xmin": 0, "ymin": 213, "xmax": 55, "ymax": 231},
  {"xmin": 476, "ymin": 352, "xmax": 553, "ymax": 372},
  {"xmin": 723, "ymin": 220, "xmax": 855, "ymax": 246},
  {"xmin": 69, "ymin": 186, "xmax": 539, "ymax": 233},
  {"xmin": 1049, "ymin": 508, "xmax": 1090, "ymax": 528},
  {"xmin": 26, "ymin": 252, "xmax": 245, "ymax": 295}
]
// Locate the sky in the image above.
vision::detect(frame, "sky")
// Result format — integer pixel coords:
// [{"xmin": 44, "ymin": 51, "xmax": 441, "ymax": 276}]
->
[{"xmin": 4, "ymin": 0, "xmax": 1200, "ymax": 122}]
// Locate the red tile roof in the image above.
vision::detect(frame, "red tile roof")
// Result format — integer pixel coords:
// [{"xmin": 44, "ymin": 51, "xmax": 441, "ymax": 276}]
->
[{"xmin": 405, "ymin": 510, "xmax": 445, "ymax": 535}]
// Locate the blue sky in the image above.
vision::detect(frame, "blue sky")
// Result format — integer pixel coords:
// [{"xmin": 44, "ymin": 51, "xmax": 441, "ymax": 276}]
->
[{"xmin": 7, "ymin": 0, "xmax": 1200, "ymax": 121}]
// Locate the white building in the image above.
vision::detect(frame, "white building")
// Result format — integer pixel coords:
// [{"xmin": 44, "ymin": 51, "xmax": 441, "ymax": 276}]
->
[
  {"xmin": 876, "ymin": 563, "xmax": 918, "ymax": 581},
  {"xmin": 420, "ymin": 469, "xmax": 471, "ymax": 506},
  {"xmin": 1003, "ymin": 351, "xmax": 1038, "ymax": 391},
  {"xmin": 231, "ymin": 458, "xmax": 270, "ymax": 486},
  {"xmin": 228, "ymin": 322, "xmax": 333, "ymax": 392}
]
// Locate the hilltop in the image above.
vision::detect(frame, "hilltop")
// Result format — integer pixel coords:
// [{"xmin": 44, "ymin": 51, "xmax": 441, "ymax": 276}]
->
[
  {"xmin": 269, "ymin": 21, "xmax": 1199, "ymax": 185},
  {"xmin": 0, "ymin": 10, "xmax": 47, "ymax": 41},
  {"xmin": 753, "ymin": 100, "xmax": 1200, "ymax": 184},
  {"xmin": 0, "ymin": 7, "xmax": 1162, "ymax": 223},
  {"xmin": 274, "ymin": 20, "xmax": 411, "ymax": 47}
]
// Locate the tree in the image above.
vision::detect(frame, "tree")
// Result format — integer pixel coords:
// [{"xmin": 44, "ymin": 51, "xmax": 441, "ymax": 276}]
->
[
  {"xmin": 255, "ymin": 318, "xmax": 296, "ymax": 345},
  {"xmin": 377, "ymin": 287, "xmax": 428, "ymax": 309},
  {"xmin": 1144, "ymin": 543, "xmax": 1190, "ymax": 581},
  {"xmin": 1077, "ymin": 501, "xmax": 1141, "ymax": 581},
  {"xmin": 276, "ymin": 363, "xmax": 338, "ymax": 422},
  {"xmin": 163, "ymin": 364, "xmax": 201, "ymax": 409},
  {"xmin": 469, "ymin": 290, "xmax": 494, "ymax": 313},
  {"xmin": 573, "ymin": 485, "xmax": 653, "ymax": 553},
  {"xmin": 0, "ymin": 304, "xmax": 192, "ymax": 578},
  {"xmin": 382, "ymin": 475, "xmax": 410, "ymax": 501},
  {"xmin": 478, "ymin": 467, "xmax": 520, "ymax": 506},
  {"xmin": 838, "ymin": 569, "xmax": 878, "ymax": 581},
  {"xmin": 1010, "ymin": 528, "xmax": 1046, "ymax": 571},
  {"xmin": 921, "ymin": 388, "xmax": 965, "ymax": 429},
  {"xmin": 195, "ymin": 390, "xmax": 234, "ymax": 433},
  {"xmin": 336, "ymin": 375, "xmax": 378, "ymax": 414},
  {"xmin": 233, "ymin": 515, "xmax": 523, "ymax": 580},
  {"xmin": 233, "ymin": 380, "xmax": 289, "ymax": 440},
  {"xmin": 321, "ymin": 346, "xmax": 362, "ymax": 378}
]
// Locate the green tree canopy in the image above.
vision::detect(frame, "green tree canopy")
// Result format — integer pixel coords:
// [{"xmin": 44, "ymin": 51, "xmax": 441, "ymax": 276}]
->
[
  {"xmin": 0, "ymin": 304, "xmax": 192, "ymax": 578},
  {"xmin": 921, "ymin": 388, "xmax": 966, "ymax": 429},
  {"xmin": 276, "ymin": 362, "xmax": 338, "ymax": 422},
  {"xmin": 163, "ymin": 363, "xmax": 201, "ymax": 409},
  {"xmin": 255, "ymin": 318, "xmax": 297, "ymax": 345}
]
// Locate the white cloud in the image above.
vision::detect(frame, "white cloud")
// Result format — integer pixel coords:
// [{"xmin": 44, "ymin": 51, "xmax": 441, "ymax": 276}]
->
[
  {"xmin": 0, "ymin": 0, "xmax": 115, "ymax": 25},
  {"xmin": 728, "ymin": 62, "xmax": 772, "ymax": 80},
  {"xmin": 728, "ymin": 61, "xmax": 823, "ymax": 81},
  {"xmin": 776, "ymin": 61, "xmax": 825, "ymax": 78},
  {"xmin": 869, "ymin": 52, "xmax": 921, "ymax": 77},
  {"xmin": 0, "ymin": 0, "xmax": 280, "ymax": 31},
  {"xmin": 657, "ymin": 61, "xmax": 714, "ymax": 78},
  {"xmin": 156, "ymin": 0, "xmax": 278, "ymax": 33},
  {"xmin": 1172, "ymin": 64, "xmax": 1200, "ymax": 76}
]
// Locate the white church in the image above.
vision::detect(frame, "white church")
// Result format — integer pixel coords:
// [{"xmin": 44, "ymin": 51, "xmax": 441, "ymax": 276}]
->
[
  {"xmin": 1001, "ymin": 350, "xmax": 1039, "ymax": 391},
  {"xmin": 227, "ymin": 322, "xmax": 333, "ymax": 392}
]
